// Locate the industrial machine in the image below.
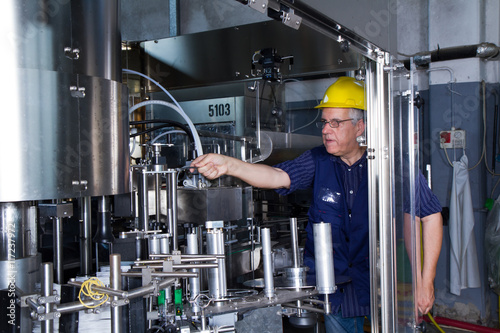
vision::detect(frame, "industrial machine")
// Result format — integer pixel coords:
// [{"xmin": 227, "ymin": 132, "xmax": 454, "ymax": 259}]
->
[{"xmin": 1, "ymin": 1, "xmax": 425, "ymax": 332}]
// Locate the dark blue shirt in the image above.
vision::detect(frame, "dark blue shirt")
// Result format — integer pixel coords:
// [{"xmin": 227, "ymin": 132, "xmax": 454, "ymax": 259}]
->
[
  {"xmin": 275, "ymin": 149, "xmax": 441, "ymax": 218},
  {"xmin": 274, "ymin": 147, "xmax": 441, "ymax": 317}
]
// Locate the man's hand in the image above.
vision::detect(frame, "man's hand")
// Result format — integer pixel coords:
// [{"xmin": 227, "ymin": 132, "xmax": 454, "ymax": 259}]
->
[
  {"xmin": 417, "ymin": 278, "xmax": 435, "ymax": 315},
  {"xmin": 190, "ymin": 153, "xmax": 291, "ymax": 189},
  {"xmin": 190, "ymin": 153, "xmax": 232, "ymax": 179}
]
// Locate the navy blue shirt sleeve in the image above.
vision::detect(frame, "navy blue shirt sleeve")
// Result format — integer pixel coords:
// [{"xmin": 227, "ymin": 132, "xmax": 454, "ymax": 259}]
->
[
  {"xmin": 273, "ymin": 149, "xmax": 316, "ymax": 196},
  {"xmin": 417, "ymin": 172, "xmax": 442, "ymax": 217}
]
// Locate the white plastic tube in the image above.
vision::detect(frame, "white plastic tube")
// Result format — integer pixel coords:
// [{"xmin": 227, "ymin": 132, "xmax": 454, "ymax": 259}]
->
[
  {"xmin": 123, "ymin": 68, "xmax": 204, "ymax": 157},
  {"xmin": 152, "ymin": 129, "xmax": 187, "ymax": 144},
  {"xmin": 128, "ymin": 100, "xmax": 203, "ymax": 157}
]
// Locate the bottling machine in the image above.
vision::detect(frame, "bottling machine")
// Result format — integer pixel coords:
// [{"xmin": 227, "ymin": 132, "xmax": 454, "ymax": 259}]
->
[{"xmin": 0, "ymin": 1, "xmax": 426, "ymax": 332}]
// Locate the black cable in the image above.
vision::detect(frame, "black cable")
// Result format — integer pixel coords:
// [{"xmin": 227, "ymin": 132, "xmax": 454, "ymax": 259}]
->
[{"xmin": 130, "ymin": 120, "xmax": 194, "ymax": 144}]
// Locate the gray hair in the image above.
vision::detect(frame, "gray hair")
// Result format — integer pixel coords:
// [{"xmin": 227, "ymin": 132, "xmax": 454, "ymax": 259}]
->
[{"xmin": 349, "ymin": 108, "xmax": 365, "ymax": 125}]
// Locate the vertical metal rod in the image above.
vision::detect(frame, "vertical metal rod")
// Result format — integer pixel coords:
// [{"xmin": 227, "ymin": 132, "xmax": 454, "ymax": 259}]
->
[
  {"xmin": 154, "ymin": 172, "xmax": 162, "ymax": 227},
  {"xmin": 41, "ymin": 262, "xmax": 53, "ymax": 333},
  {"xmin": 139, "ymin": 168, "xmax": 149, "ymax": 232},
  {"xmin": 261, "ymin": 228, "xmax": 274, "ymax": 299},
  {"xmin": 148, "ymin": 296, "xmax": 153, "ymax": 329},
  {"xmin": 53, "ymin": 217, "xmax": 63, "ymax": 284},
  {"xmin": 217, "ymin": 230, "xmax": 227, "ymax": 298},
  {"xmin": 166, "ymin": 171, "xmax": 178, "ymax": 250},
  {"xmin": 81, "ymin": 196, "xmax": 92, "ymax": 276},
  {"xmin": 187, "ymin": 232, "xmax": 200, "ymax": 314},
  {"xmin": 255, "ymin": 81, "xmax": 261, "ymax": 150},
  {"xmin": 313, "ymin": 223, "xmax": 336, "ymax": 294},
  {"xmin": 110, "ymin": 254, "xmax": 122, "ymax": 333},
  {"xmin": 289, "ymin": 218, "xmax": 300, "ymax": 268}
]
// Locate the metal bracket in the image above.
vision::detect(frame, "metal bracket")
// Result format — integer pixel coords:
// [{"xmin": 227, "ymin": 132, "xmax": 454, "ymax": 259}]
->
[
  {"xmin": 280, "ymin": 8, "xmax": 302, "ymax": 30},
  {"xmin": 39, "ymin": 203, "xmax": 73, "ymax": 218},
  {"xmin": 72, "ymin": 179, "xmax": 88, "ymax": 192},
  {"xmin": 247, "ymin": 0, "xmax": 268, "ymax": 13},
  {"xmin": 64, "ymin": 47, "xmax": 80, "ymax": 60},
  {"xmin": 19, "ymin": 294, "xmax": 40, "ymax": 307},
  {"xmin": 37, "ymin": 295, "xmax": 61, "ymax": 305},
  {"xmin": 36, "ymin": 311, "xmax": 61, "ymax": 321},
  {"xmin": 70, "ymin": 86, "xmax": 86, "ymax": 98},
  {"xmin": 110, "ymin": 298, "xmax": 130, "ymax": 308},
  {"xmin": 401, "ymin": 90, "xmax": 412, "ymax": 97},
  {"xmin": 367, "ymin": 148, "xmax": 376, "ymax": 160},
  {"xmin": 142, "ymin": 267, "xmax": 153, "ymax": 286},
  {"xmin": 162, "ymin": 260, "xmax": 174, "ymax": 272}
]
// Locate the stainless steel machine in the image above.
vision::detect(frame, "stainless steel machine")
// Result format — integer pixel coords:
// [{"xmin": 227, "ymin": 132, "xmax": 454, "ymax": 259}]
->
[{"xmin": 0, "ymin": 1, "xmax": 426, "ymax": 332}]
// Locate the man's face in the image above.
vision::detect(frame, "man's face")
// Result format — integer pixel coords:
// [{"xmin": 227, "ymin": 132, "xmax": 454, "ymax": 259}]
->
[{"xmin": 321, "ymin": 108, "xmax": 364, "ymax": 157}]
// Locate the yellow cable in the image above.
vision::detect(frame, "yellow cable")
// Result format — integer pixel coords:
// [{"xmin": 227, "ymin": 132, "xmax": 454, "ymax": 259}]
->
[
  {"xmin": 427, "ymin": 312, "xmax": 445, "ymax": 333},
  {"xmin": 78, "ymin": 277, "xmax": 109, "ymax": 308}
]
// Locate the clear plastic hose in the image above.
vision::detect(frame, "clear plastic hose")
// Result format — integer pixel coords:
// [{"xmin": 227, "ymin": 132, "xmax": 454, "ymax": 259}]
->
[{"xmin": 123, "ymin": 69, "xmax": 204, "ymax": 157}]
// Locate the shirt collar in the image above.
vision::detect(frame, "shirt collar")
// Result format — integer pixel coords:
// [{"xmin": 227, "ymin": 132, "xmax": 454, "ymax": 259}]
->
[{"xmin": 331, "ymin": 150, "xmax": 367, "ymax": 168}]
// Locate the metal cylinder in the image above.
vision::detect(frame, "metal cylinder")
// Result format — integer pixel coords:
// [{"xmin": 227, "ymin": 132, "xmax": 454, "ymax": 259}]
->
[
  {"xmin": 0, "ymin": 0, "xmax": 129, "ymax": 202},
  {"xmin": 41, "ymin": 262, "xmax": 54, "ymax": 333},
  {"xmin": 110, "ymin": 254, "xmax": 122, "ymax": 333},
  {"xmin": 94, "ymin": 196, "xmax": 114, "ymax": 244},
  {"xmin": 80, "ymin": 196, "xmax": 92, "ymax": 276},
  {"xmin": 149, "ymin": 235, "xmax": 160, "ymax": 255},
  {"xmin": 289, "ymin": 218, "xmax": 300, "ymax": 268},
  {"xmin": 160, "ymin": 235, "xmax": 170, "ymax": 254},
  {"xmin": 166, "ymin": 171, "xmax": 178, "ymax": 250},
  {"xmin": 206, "ymin": 228, "xmax": 227, "ymax": 299},
  {"xmin": 187, "ymin": 232, "xmax": 201, "ymax": 314},
  {"xmin": 0, "ymin": 202, "xmax": 33, "ymax": 260},
  {"xmin": 261, "ymin": 228, "xmax": 274, "ymax": 298},
  {"xmin": 312, "ymin": 223, "xmax": 336, "ymax": 294}
]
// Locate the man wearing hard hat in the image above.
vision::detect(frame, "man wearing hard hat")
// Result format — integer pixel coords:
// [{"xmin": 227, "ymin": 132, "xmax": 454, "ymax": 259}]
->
[{"xmin": 191, "ymin": 77, "xmax": 443, "ymax": 333}]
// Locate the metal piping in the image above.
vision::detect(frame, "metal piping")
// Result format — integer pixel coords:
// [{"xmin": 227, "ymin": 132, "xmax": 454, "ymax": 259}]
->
[
  {"xmin": 110, "ymin": 254, "xmax": 122, "ymax": 333},
  {"xmin": 187, "ymin": 231, "xmax": 201, "ymax": 314},
  {"xmin": 53, "ymin": 217, "xmax": 64, "ymax": 284},
  {"xmin": 138, "ymin": 168, "xmax": 149, "ymax": 232},
  {"xmin": 166, "ymin": 170, "xmax": 179, "ymax": 251},
  {"xmin": 41, "ymin": 263, "xmax": 53, "ymax": 333},
  {"xmin": 122, "ymin": 271, "xmax": 199, "ymax": 278},
  {"xmin": 408, "ymin": 42, "xmax": 500, "ymax": 68},
  {"xmin": 81, "ymin": 196, "xmax": 92, "ymax": 276},
  {"xmin": 289, "ymin": 218, "xmax": 300, "ymax": 268},
  {"xmin": 261, "ymin": 228, "xmax": 275, "ymax": 299}
]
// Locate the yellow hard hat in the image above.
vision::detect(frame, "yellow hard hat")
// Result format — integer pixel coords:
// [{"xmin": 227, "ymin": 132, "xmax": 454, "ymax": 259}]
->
[{"xmin": 315, "ymin": 76, "xmax": 365, "ymax": 110}]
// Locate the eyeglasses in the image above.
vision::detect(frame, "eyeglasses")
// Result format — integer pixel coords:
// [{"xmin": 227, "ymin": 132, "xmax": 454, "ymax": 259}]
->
[{"xmin": 315, "ymin": 118, "xmax": 354, "ymax": 129}]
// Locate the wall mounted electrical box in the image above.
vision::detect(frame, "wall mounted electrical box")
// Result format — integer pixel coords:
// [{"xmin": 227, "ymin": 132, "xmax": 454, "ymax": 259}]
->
[{"xmin": 440, "ymin": 129, "xmax": 466, "ymax": 149}]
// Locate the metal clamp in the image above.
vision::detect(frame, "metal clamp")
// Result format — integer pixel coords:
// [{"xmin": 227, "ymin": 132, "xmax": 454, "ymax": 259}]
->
[
  {"xmin": 367, "ymin": 148, "xmax": 376, "ymax": 160},
  {"xmin": 280, "ymin": 9, "xmax": 302, "ymax": 30},
  {"xmin": 110, "ymin": 298, "xmax": 130, "ymax": 308},
  {"xmin": 36, "ymin": 311, "xmax": 61, "ymax": 321},
  {"xmin": 64, "ymin": 47, "xmax": 80, "ymax": 60},
  {"xmin": 72, "ymin": 179, "xmax": 88, "ymax": 191},
  {"xmin": 70, "ymin": 86, "xmax": 86, "ymax": 98},
  {"xmin": 37, "ymin": 295, "xmax": 60, "ymax": 305}
]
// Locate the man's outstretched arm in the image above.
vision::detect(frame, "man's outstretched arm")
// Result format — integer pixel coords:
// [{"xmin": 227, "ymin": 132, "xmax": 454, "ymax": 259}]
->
[{"xmin": 190, "ymin": 153, "xmax": 291, "ymax": 189}]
